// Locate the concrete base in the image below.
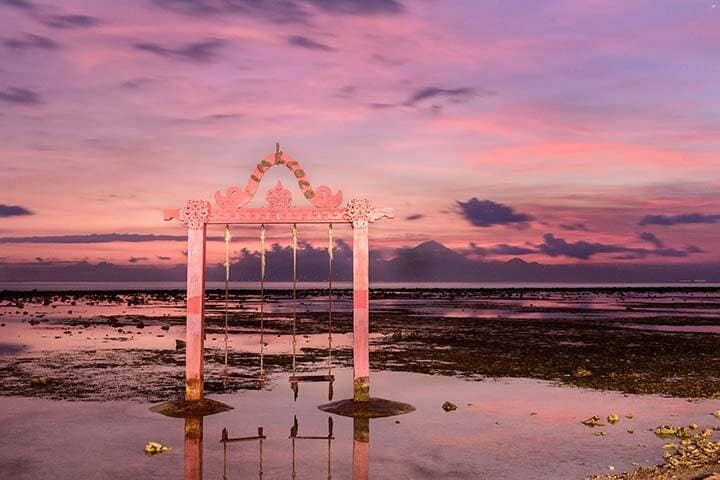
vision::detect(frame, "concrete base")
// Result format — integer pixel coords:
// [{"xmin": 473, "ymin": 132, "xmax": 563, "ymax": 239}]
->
[
  {"xmin": 318, "ymin": 397, "xmax": 415, "ymax": 418},
  {"xmin": 150, "ymin": 397, "xmax": 233, "ymax": 418}
]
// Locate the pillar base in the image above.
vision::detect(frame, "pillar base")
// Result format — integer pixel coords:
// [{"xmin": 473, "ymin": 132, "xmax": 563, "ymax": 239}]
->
[
  {"xmin": 318, "ymin": 397, "xmax": 415, "ymax": 418},
  {"xmin": 150, "ymin": 397, "xmax": 233, "ymax": 418},
  {"xmin": 353, "ymin": 376, "xmax": 370, "ymax": 402}
]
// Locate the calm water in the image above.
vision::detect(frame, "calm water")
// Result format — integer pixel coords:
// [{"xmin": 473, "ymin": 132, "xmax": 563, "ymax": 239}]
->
[{"xmin": 2, "ymin": 369, "xmax": 719, "ymax": 480}]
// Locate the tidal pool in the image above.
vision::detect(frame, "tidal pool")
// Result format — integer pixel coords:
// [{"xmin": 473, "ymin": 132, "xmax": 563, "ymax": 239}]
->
[{"xmin": 2, "ymin": 369, "xmax": 719, "ymax": 479}]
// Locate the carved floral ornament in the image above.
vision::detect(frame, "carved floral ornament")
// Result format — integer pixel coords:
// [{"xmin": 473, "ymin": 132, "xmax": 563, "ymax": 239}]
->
[
  {"xmin": 180, "ymin": 200, "xmax": 210, "ymax": 230},
  {"xmin": 345, "ymin": 198, "xmax": 394, "ymax": 228},
  {"xmin": 266, "ymin": 181, "xmax": 293, "ymax": 209}
]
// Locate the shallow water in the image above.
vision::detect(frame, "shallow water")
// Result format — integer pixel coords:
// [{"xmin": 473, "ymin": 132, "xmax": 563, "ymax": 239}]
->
[{"xmin": 2, "ymin": 369, "xmax": 719, "ymax": 479}]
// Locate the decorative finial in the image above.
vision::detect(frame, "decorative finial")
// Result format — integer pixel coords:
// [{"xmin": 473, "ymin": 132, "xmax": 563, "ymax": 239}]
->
[{"xmin": 275, "ymin": 142, "xmax": 284, "ymax": 164}]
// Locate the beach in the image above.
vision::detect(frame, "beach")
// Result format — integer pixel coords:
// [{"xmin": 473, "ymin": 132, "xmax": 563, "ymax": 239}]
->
[{"xmin": 2, "ymin": 286, "xmax": 720, "ymax": 478}]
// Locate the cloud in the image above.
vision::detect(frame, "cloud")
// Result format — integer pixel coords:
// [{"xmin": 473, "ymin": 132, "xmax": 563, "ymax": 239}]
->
[
  {"xmin": 405, "ymin": 87, "xmax": 477, "ymax": 106},
  {"xmin": 489, "ymin": 244, "xmax": 537, "ymax": 256},
  {"xmin": 309, "ymin": 0, "xmax": 403, "ymax": 15},
  {"xmin": 638, "ymin": 213, "xmax": 720, "ymax": 226},
  {"xmin": 536, "ymin": 233, "xmax": 699, "ymax": 260},
  {"xmin": 538, "ymin": 233, "xmax": 631, "ymax": 260},
  {"xmin": 405, "ymin": 213, "xmax": 424, "ymax": 221},
  {"xmin": 0, "ymin": 233, "xmax": 188, "ymax": 243},
  {"xmin": 40, "ymin": 14, "xmax": 99, "ymax": 29},
  {"xmin": 0, "ymin": 87, "xmax": 41, "ymax": 105},
  {"xmin": 287, "ymin": 35, "xmax": 334, "ymax": 51},
  {"xmin": 639, "ymin": 231, "xmax": 664, "ymax": 249},
  {"xmin": 3, "ymin": 33, "xmax": 58, "ymax": 51},
  {"xmin": 150, "ymin": 0, "xmax": 402, "ymax": 22},
  {"xmin": 456, "ymin": 198, "xmax": 534, "ymax": 227},
  {"xmin": 0, "ymin": 0, "xmax": 100, "ymax": 29},
  {"xmin": 134, "ymin": 38, "xmax": 225, "ymax": 62},
  {"xmin": 0, "ymin": 0, "xmax": 35, "ymax": 11},
  {"xmin": 559, "ymin": 223, "xmax": 589, "ymax": 232},
  {"xmin": 0, "ymin": 204, "xmax": 33, "ymax": 217}
]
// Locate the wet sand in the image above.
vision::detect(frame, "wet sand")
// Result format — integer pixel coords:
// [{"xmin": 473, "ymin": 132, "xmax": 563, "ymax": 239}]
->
[{"xmin": 1, "ymin": 286, "xmax": 719, "ymax": 478}]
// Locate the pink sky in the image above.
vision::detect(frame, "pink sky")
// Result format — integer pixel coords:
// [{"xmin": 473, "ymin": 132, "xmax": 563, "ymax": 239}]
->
[{"xmin": 1, "ymin": 0, "xmax": 719, "ymax": 271}]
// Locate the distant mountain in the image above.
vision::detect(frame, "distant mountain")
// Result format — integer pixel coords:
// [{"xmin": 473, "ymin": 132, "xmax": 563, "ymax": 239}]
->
[{"xmin": 1, "ymin": 240, "xmax": 719, "ymax": 283}]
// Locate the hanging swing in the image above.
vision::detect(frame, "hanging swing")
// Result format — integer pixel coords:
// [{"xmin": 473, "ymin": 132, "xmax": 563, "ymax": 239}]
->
[
  {"xmin": 288, "ymin": 223, "xmax": 336, "ymax": 401},
  {"xmin": 221, "ymin": 222, "xmax": 335, "ymax": 396},
  {"xmin": 221, "ymin": 224, "xmax": 268, "ymax": 389}
]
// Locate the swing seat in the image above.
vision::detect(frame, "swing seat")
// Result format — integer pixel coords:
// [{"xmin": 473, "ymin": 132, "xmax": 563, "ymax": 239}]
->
[{"xmin": 289, "ymin": 374, "xmax": 335, "ymax": 383}]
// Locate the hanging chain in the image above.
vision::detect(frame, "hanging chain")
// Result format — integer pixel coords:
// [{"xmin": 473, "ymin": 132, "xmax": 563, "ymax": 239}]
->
[
  {"xmin": 223, "ymin": 225, "xmax": 231, "ymax": 389},
  {"xmin": 291, "ymin": 224, "xmax": 298, "ymax": 377},
  {"xmin": 259, "ymin": 224, "xmax": 265, "ymax": 384},
  {"xmin": 327, "ymin": 224, "xmax": 333, "ymax": 375}
]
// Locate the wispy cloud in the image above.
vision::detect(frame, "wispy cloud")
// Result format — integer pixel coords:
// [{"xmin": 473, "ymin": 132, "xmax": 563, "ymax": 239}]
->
[
  {"xmin": 287, "ymin": 35, "xmax": 334, "ymax": 52},
  {"xmin": 405, "ymin": 87, "xmax": 477, "ymax": 106},
  {"xmin": 0, "ymin": 87, "xmax": 41, "ymax": 105},
  {"xmin": 134, "ymin": 38, "xmax": 225, "ymax": 62},
  {"xmin": 3, "ymin": 33, "xmax": 58, "ymax": 51},
  {"xmin": 639, "ymin": 213, "xmax": 720, "ymax": 226},
  {"xmin": 0, "ymin": 0, "xmax": 100, "ymax": 29}
]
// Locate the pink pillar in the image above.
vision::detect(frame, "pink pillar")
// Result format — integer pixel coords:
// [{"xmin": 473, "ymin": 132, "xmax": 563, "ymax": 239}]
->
[
  {"xmin": 352, "ymin": 223, "xmax": 370, "ymax": 401},
  {"xmin": 186, "ymin": 226, "xmax": 207, "ymax": 402},
  {"xmin": 184, "ymin": 417, "xmax": 203, "ymax": 480},
  {"xmin": 352, "ymin": 418, "xmax": 369, "ymax": 480}
]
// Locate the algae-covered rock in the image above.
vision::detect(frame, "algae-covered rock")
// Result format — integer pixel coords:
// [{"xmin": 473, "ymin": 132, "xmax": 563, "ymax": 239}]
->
[
  {"xmin": 582, "ymin": 415, "xmax": 604, "ymax": 427},
  {"xmin": 574, "ymin": 367, "xmax": 593, "ymax": 378},
  {"xmin": 144, "ymin": 441, "xmax": 169, "ymax": 455},
  {"xmin": 442, "ymin": 401, "xmax": 457, "ymax": 412},
  {"xmin": 30, "ymin": 377, "xmax": 49, "ymax": 386}
]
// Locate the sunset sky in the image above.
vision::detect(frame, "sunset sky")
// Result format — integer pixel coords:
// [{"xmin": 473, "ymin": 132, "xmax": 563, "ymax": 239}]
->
[{"xmin": 1, "ymin": 0, "xmax": 719, "ymax": 276}]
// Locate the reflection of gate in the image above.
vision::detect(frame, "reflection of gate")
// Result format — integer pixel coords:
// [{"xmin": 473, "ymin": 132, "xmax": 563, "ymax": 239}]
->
[
  {"xmin": 289, "ymin": 416, "xmax": 334, "ymax": 480},
  {"xmin": 220, "ymin": 426, "xmax": 266, "ymax": 479},
  {"xmin": 164, "ymin": 144, "xmax": 393, "ymax": 405}
]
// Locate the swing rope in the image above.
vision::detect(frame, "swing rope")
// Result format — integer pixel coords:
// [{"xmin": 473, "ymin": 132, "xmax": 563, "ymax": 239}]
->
[
  {"xmin": 327, "ymin": 224, "xmax": 334, "ymax": 400},
  {"xmin": 291, "ymin": 224, "xmax": 298, "ymax": 378},
  {"xmin": 223, "ymin": 225, "xmax": 231, "ymax": 389},
  {"xmin": 259, "ymin": 224, "xmax": 266, "ymax": 385}
]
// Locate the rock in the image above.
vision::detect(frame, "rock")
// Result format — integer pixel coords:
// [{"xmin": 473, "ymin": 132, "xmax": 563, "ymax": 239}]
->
[
  {"xmin": 594, "ymin": 431, "xmax": 607, "ymax": 436},
  {"xmin": 627, "ymin": 428, "xmax": 634, "ymax": 434},
  {"xmin": 442, "ymin": 401, "xmax": 457, "ymax": 412},
  {"xmin": 582, "ymin": 416, "xmax": 605, "ymax": 427},
  {"xmin": 625, "ymin": 413, "xmax": 634, "ymax": 419},
  {"xmin": 574, "ymin": 367, "xmax": 593, "ymax": 378},
  {"xmin": 713, "ymin": 410, "xmax": 720, "ymax": 419},
  {"xmin": 144, "ymin": 441, "xmax": 169, "ymax": 455},
  {"xmin": 30, "ymin": 377, "xmax": 49, "ymax": 386},
  {"xmin": 160, "ymin": 325, "xmax": 170, "ymax": 331},
  {"xmin": 607, "ymin": 413, "xmax": 620, "ymax": 424},
  {"xmin": 175, "ymin": 339, "xmax": 186, "ymax": 351}
]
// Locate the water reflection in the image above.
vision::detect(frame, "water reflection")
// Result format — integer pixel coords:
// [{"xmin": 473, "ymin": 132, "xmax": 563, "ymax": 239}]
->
[
  {"xmin": 184, "ymin": 417, "xmax": 203, "ymax": 480},
  {"xmin": 202, "ymin": 413, "xmax": 373, "ymax": 480}
]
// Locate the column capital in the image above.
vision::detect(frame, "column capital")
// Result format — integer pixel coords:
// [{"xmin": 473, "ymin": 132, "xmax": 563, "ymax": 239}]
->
[
  {"xmin": 180, "ymin": 200, "xmax": 210, "ymax": 230},
  {"xmin": 345, "ymin": 197, "xmax": 393, "ymax": 229}
]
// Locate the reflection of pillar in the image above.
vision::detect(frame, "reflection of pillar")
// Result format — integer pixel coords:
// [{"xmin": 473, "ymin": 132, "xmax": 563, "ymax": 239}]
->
[
  {"xmin": 352, "ymin": 222, "xmax": 370, "ymax": 402},
  {"xmin": 186, "ymin": 226, "xmax": 207, "ymax": 401},
  {"xmin": 184, "ymin": 417, "xmax": 203, "ymax": 480},
  {"xmin": 352, "ymin": 418, "xmax": 369, "ymax": 480}
]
